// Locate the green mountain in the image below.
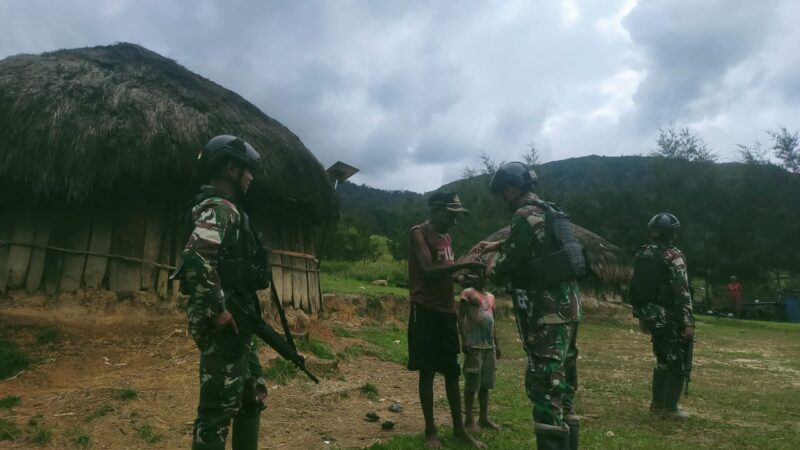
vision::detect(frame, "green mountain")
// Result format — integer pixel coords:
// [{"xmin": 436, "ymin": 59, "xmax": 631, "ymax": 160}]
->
[{"xmin": 327, "ymin": 155, "xmax": 800, "ymax": 287}]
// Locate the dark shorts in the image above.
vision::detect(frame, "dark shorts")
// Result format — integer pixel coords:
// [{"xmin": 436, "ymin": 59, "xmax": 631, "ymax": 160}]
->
[
  {"xmin": 463, "ymin": 348, "xmax": 496, "ymax": 392},
  {"xmin": 407, "ymin": 302, "xmax": 460, "ymax": 376}
]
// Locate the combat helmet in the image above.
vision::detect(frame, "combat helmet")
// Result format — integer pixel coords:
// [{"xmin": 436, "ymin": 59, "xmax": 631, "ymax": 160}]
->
[
  {"xmin": 199, "ymin": 135, "xmax": 261, "ymax": 171},
  {"xmin": 648, "ymin": 213, "xmax": 680, "ymax": 241},
  {"xmin": 489, "ymin": 161, "xmax": 538, "ymax": 194}
]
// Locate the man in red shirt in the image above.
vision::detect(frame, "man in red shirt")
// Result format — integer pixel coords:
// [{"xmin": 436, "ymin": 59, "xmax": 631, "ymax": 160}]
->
[
  {"xmin": 408, "ymin": 192, "xmax": 486, "ymax": 449},
  {"xmin": 726, "ymin": 276, "xmax": 744, "ymax": 318}
]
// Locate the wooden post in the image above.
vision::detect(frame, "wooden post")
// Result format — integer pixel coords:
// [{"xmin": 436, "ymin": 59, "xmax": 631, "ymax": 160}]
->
[
  {"xmin": 156, "ymin": 210, "xmax": 176, "ymax": 299},
  {"xmin": 26, "ymin": 213, "xmax": 53, "ymax": 293},
  {"xmin": 83, "ymin": 213, "xmax": 113, "ymax": 288},
  {"xmin": 58, "ymin": 210, "xmax": 92, "ymax": 293},
  {"xmin": 7, "ymin": 207, "xmax": 36, "ymax": 288},
  {"xmin": 141, "ymin": 205, "xmax": 165, "ymax": 291},
  {"xmin": 290, "ymin": 227, "xmax": 305, "ymax": 310},
  {"xmin": 0, "ymin": 205, "xmax": 16, "ymax": 295},
  {"xmin": 281, "ymin": 227, "xmax": 293, "ymax": 309},
  {"xmin": 109, "ymin": 202, "xmax": 147, "ymax": 293}
]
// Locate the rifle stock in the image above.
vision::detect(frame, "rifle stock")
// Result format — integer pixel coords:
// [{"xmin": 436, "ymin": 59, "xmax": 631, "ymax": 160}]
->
[
  {"xmin": 510, "ymin": 287, "xmax": 529, "ymax": 354},
  {"xmin": 683, "ymin": 336, "xmax": 693, "ymax": 397}
]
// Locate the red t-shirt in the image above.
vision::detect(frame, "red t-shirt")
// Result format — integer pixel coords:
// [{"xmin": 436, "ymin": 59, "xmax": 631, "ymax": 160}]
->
[
  {"xmin": 726, "ymin": 282, "xmax": 743, "ymax": 302},
  {"xmin": 408, "ymin": 221, "xmax": 456, "ymax": 313}
]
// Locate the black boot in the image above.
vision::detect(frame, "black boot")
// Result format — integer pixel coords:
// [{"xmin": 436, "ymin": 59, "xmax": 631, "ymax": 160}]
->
[
  {"xmin": 663, "ymin": 372, "xmax": 690, "ymax": 419},
  {"xmin": 650, "ymin": 368, "xmax": 667, "ymax": 413},
  {"xmin": 564, "ymin": 415, "xmax": 579, "ymax": 450},
  {"xmin": 535, "ymin": 423, "xmax": 570, "ymax": 450},
  {"xmin": 231, "ymin": 414, "xmax": 260, "ymax": 450}
]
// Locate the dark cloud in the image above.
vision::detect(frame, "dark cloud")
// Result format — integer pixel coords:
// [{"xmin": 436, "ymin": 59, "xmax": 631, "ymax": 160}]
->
[{"xmin": 1, "ymin": 0, "xmax": 798, "ymax": 190}]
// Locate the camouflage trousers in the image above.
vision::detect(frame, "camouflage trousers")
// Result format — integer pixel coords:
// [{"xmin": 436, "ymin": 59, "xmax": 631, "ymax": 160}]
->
[
  {"xmin": 524, "ymin": 322, "xmax": 579, "ymax": 426},
  {"xmin": 651, "ymin": 324, "xmax": 685, "ymax": 375},
  {"xmin": 192, "ymin": 335, "xmax": 263, "ymax": 450}
]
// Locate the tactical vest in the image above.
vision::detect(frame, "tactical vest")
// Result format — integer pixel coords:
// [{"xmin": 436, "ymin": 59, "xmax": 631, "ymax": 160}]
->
[
  {"xmin": 515, "ymin": 200, "xmax": 589, "ymax": 289},
  {"xmin": 630, "ymin": 244, "xmax": 671, "ymax": 310},
  {"xmin": 174, "ymin": 191, "xmax": 270, "ymax": 295}
]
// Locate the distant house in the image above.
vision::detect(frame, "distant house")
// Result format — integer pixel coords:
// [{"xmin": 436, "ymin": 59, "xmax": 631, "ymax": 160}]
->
[{"xmin": 0, "ymin": 43, "xmax": 338, "ymax": 313}]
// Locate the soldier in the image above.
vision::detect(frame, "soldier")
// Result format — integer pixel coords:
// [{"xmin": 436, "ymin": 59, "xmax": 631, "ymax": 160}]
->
[
  {"xmin": 176, "ymin": 135, "xmax": 268, "ymax": 450},
  {"xmin": 629, "ymin": 213, "xmax": 694, "ymax": 419},
  {"xmin": 473, "ymin": 162, "xmax": 582, "ymax": 450},
  {"xmin": 407, "ymin": 192, "xmax": 486, "ymax": 449}
]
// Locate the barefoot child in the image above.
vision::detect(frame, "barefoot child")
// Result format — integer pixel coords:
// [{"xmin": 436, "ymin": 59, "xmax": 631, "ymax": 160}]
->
[{"xmin": 458, "ymin": 275, "xmax": 501, "ymax": 432}]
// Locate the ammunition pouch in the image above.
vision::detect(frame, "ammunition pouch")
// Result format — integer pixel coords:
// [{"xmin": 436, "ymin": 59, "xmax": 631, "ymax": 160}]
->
[{"xmin": 512, "ymin": 201, "xmax": 588, "ymax": 290}]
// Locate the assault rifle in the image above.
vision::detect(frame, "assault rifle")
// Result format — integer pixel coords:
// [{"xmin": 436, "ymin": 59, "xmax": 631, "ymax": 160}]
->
[
  {"xmin": 227, "ymin": 292, "xmax": 320, "ymax": 384},
  {"xmin": 510, "ymin": 287, "xmax": 530, "ymax": 354},
  {"xmin": 683, "ymin": 336, "xmax": 693, "ymax": 397}
]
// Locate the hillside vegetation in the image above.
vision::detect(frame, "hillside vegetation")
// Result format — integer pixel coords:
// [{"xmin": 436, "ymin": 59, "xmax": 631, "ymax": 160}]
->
[{"xmin": 325, "ymin": 156, "xmax": 800, "ymax": 298}]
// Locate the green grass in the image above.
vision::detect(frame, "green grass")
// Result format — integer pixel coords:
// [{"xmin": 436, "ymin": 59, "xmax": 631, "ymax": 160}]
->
[
  {"xmin": 28, "ymin": 425, "xmax": 52, "ymax": 444},
  {"xmin": 0, "ymin": 395, "xmax": 21, "ymax": 409},
  {"xmin": 35, "ymin": 327, "xmax": 62, "ymax": 345},
  {"xmin": 298, "ymin": 337, "xmax": 336, "ymax": 360},
  {"xmin": 337, "ymin": 345, "xmax": 364, "ymax": 360},
  {"xmin": 114, "ymin": 388, "xmax": 139, "ymax": 400},
  {"xmin": 333, "ymin": 325, "xmax": 407, "ymax": 364},
  {"xmin": 66, "ymin": 427, "xmax": 91, "ymax": 448},
  {"xmin": 0, "ymin": 338, "xmax": 29, "ymax": 378},
  {"xmin": 354, "ymin": 312, "xmax": 800, "ymax": 449},
  {"xmin": 322, "ymin": 259, "xmax": 407, "ymax": 287},
  {"xmin": 134, "ymin": 423, "xmax": 162, "ymax": 444},
  {"xmin": 321, "ymin": 273, "xmax": 409, "ymax": 297},
  {"xmin": 265, "ymin": 358, "xmax": 297, "ymax": 385},
  {"xmin": 84, "ymin": 404, "xmax": 115, "ymax": 422},
  {"xmin": 0, "ymin": 418, "xmax": 21, "ymax": 441},
  {"xmin": 360, "ymin": 383, "xmax": 380, "ymax": 401}
]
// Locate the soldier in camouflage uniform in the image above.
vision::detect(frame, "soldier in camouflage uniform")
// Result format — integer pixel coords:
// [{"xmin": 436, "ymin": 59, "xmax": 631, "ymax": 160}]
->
[
  {"xmin": 474, "ymin": 162, "xmax": 582, "ymax": 450},
  {"xmin": 176, "ymin": 135, "xmax": 268, "ymax": 450},
  {"xmin": 630, "ymin": 213, "xmax": 694, "ymax": 419}
]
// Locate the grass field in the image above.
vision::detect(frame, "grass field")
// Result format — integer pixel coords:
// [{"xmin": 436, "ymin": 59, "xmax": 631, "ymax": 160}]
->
[{"xmin": 338, "ymin": 312, "xmax": 800, "ymax": 449}]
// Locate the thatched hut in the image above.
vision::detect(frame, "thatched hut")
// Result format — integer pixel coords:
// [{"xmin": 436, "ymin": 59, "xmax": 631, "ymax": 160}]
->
[
  {"xmin": 463, "ymin": 224, "xmax": 632, "ymax": 299},
  {"xmin": 0, "ymin": 43, "xmax": 338, "ymax": 313}
]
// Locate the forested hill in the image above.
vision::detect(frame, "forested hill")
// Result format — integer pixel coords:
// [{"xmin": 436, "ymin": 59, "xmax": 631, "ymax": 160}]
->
[{"xmin": 327, "ymin": 155, "xmax": 800, "ymax": 286}]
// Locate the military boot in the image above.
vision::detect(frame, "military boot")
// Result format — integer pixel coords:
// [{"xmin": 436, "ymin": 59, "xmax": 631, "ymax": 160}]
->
[
  {"xmin": 534, "ymin": 423, "xmax": 570, "ymax": 450},
  {"xmin": 231, "ymin": 414, "xmax": 260, "ymax": 450},
  {"xmin": 564, "ymin": 415, "xmax": 579, "ymax": 450},
  {"xmin": 649, "ymin": 368, "xmax": 667, "ymax": 413},
  {"xmin": 663, "ymin": 372, "xmax": 690, "ymax": 419}
]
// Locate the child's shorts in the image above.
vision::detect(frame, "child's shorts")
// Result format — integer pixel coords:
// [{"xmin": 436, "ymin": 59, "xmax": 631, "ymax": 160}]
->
[{"xmin": 462, "ymin": 347, "xmax": 496, "ymax": 393}]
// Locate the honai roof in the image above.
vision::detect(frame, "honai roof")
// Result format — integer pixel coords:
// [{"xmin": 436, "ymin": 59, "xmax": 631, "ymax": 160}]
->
[{"xmin": 0, "ymin": 42, "xmax": 337, "ymax": 221}]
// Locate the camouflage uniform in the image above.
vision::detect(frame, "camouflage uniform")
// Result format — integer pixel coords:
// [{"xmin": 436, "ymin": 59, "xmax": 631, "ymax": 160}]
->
[
  {"xmin": 492, "ymin": 192, "xmax": 582, "ymax": 434},
  {"xmin": 181, "ymin": 185, "xmax": 267, "ymax": 450},
  {"xmin": 633, "ymin": 242, "xmax": 693, "ymax": 384}
]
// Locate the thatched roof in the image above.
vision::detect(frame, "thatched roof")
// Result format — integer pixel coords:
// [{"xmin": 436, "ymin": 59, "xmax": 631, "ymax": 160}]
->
[
  {"xmin": 464, "ymin": 224, "xmax": 633, "ymax": 284},
  {"xmin": 0, "ymin": 43, "xmax": 337, "ymax": 221}
]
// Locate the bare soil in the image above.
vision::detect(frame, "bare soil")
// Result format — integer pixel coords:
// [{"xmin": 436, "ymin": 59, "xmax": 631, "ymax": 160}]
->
[{"xmin": 0, "ymin": 294, "xmax": 451, "ymax": 450}]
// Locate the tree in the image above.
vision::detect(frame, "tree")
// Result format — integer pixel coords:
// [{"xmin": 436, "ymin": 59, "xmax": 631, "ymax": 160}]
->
[
  {"xmin": 767, "ymin": 126, "xmax": 799, "ymax": 173},
  {"xmin": 479, "ymin": 151, "xmax": 499, "ymax": 175},
  {"xmin": 460, "ymin": 166, "xmax": 478, "ymax": 178},
  {"xmin": 651, "ymin": 126, "xmax": 717, "ymax": 162},
  {"xmin": 522, "ymin": 141, "xmax": 540, "ymax": 167},
  {"xmin": 736, "ymin": 142, "xmax": 770, "ymax": 166}
]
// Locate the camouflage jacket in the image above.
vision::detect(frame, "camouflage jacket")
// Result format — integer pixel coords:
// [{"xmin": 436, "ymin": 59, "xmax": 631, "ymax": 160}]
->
[
  {"xmin": 632, "ymin": 242, "xmax": 694, "ymax": 328},
  {"xmin": 181, "ymin": 185, "xmax": 264, "ymax": 378},
  {"xmin": 492, "ymin": 192, "xmax": 582, "ymax": 325}
]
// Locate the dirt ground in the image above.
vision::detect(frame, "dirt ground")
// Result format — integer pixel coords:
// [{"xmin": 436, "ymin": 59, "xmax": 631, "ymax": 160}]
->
[{"xmin": 0, "ymin": 294, "xmax": 451, "ymax": 450}]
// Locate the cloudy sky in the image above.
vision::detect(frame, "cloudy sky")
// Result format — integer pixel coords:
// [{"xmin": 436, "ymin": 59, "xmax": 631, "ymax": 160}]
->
[{"xmin": 2, "ymin": 0, "xmax": 798, "ymax": 192}]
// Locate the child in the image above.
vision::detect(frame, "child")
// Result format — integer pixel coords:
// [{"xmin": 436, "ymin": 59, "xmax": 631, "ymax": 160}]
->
[{"xmin": 458, "ymin": 275, "xmax": 501, "ymax": 432}]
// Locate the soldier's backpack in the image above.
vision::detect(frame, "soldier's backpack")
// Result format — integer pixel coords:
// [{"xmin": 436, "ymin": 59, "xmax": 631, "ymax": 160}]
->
[
  {"xmin": 630, "ymin": 247, "xmax": 669, "ymax": 310},
  {"xmin": 516, "ymin": 201, "xmax": 590, "ymax": 289}
]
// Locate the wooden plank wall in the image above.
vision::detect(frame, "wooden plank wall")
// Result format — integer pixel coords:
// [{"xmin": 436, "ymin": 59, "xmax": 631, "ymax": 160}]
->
[{"xmin": 0, "ymin": 202, "xmax": 324, "ymax": 311}]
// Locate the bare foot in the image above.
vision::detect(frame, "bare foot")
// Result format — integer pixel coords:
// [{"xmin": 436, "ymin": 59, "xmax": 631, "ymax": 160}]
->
[
  {"xmin": 479, "ymin": 418, "xmax": 500, "ymax": 430},
  {"xmin": 464, "ymin": 419, "xmax": 479, "ymax": 433},
  {"xmin": 424, "ymin": 433, "xmax": 443, "ymax": 449},
  {"xmin": 454, "ymin": 430, "xmax": 486, "ymax": 449}
]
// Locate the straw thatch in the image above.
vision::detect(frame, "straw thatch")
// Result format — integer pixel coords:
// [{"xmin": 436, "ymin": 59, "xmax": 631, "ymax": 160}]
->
[
  {"xmin": 0, "ymin": 42, "xmax": 337, "ymax": 221},
  {"xmin": 465, "ymin": 223, "xmax": 632, "ymax": 285}
]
